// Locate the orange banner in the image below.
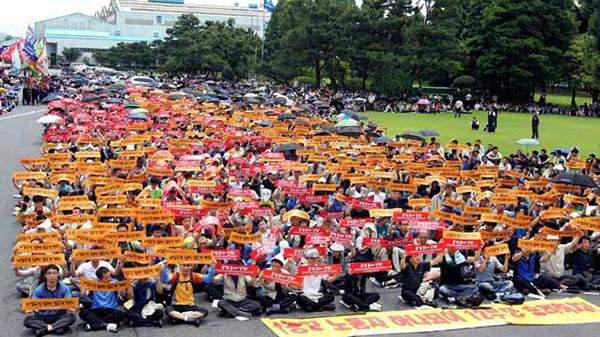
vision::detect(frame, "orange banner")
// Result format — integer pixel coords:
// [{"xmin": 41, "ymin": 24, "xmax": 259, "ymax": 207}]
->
[
  {"xmin": 122, "ymin": 264, "xmax": 162, "ymax": 280},
  {"xmin": 21, "ymin": 298, "xmax": 79, "ymax": 312}
]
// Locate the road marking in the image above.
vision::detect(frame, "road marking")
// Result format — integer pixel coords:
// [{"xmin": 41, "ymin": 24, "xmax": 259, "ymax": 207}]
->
[{"xmin": 0, "ymin": 109, "xmax": 45, "ymax": 121}]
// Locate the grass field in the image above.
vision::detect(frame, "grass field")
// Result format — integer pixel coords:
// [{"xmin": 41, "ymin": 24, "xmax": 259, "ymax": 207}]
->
[
  {"xmin": 533, "ymin": 92, "xmax": 592, "ymax": 106},
  {"xmin": 367, "ymin": 111, "xmax": 600, "ymax": 156}
]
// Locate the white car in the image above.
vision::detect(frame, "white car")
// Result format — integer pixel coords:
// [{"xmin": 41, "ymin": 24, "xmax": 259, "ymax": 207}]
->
[{"xmin": 127, "ymin": 76, "xmax": 157, "ymax": 87}]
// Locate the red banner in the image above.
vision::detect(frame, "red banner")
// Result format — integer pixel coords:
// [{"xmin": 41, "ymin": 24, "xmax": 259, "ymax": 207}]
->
[
  {"xmin": 404, "ymin": 242, "xmax": 445, "ymax": 256},
  {"xmin": 340, "ymin": 218, "xmax": 371, "ymax": 228},
  {"xmin": 409, "ymin": 220, "xmax": 446, "ymax": 230},
  {"xmin": 351, "ymin": 200, "xmax": 382, "ymax": 210},
  {"xmin": 262, "ymin": 269, "xmax": 303, "ymax": 288},
  {"xmin": 215, "ymin": 263, "xmax": 259, "ymax": 276},
  {"xmin": 319, "ymin": 211, "xmax": 344, "ymax": 219},
  {"xmin": 297, "ymin": 264, "xmax": 342, "ymax": 276},
  {"xmin": 283, "ymin": 187, "xmax": 313, "ymax": 196},
  {"xmin": 288, "ymin": 226, "xmax": 326, "ymax": 236},
  {"xmin": 202, "ymin": 248, "xmax": 241, "ymax": 261},
  {"xmin": 393, "ymin": 211, "xmax": 430, "ymax": 222},
  {"xmin": 442, "ymin": 238, "xmax": 482, "ymax": 250},
  {"xmin": 305, "ymin": 234, "xmax": 331, "ymax": 245},
  {"xmin": 276, "ymin": 180, "xmax": 298, "ymax": 188},
  {"xmin": 348, "ymin": 260, "xmax": 392, "ymax": 274},
  {"xmin": 330, "ymin": 231, "xmax": 353, "ymax": 244},
  {"xmin": 299, "ymin": 195, "xmax": 329, "ymax": 204},
  {"xmin": 362, "ymin": 237, "xmax": 391, "ymax": 247},
  {"xmin": 283, "ymin": 247, "xmax": 326, "ymax": 259}
]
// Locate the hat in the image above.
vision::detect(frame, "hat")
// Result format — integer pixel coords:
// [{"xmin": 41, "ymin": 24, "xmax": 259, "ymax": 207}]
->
[
  {"xmin": 270, "ymin": 253, "xmax": 286, "ymax": 265},
  {"xmin": 363, "ymin": 222, "xmax": 376, "ymax": 233},
  {"xmin": 304, "ymin": 248, "xmax": 320, "ymax": 259},
  {"xmin": 330, "ymin": 242, "xmax": 345, "ymax": 253}
]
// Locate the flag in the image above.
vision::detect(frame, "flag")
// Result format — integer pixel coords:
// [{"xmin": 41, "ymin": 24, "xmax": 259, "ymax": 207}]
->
[
  {"xmin": 264, "ymin": 0, "xmax": 275, "ymax": 12},
  {"xmin": 10, "ymin": 40, "xmax": 24, "ymax": 75},
  {"xmin": 34, "ymin": 39, "xmax": 48, "ymax": 75},
  {"xmin": 22, "ymin": 26, "xmax": 37, "ymax": 63}
]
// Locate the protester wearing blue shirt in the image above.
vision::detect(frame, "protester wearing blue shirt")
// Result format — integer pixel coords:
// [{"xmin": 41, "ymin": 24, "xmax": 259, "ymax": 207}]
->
[
  {"xmin": 126, "ymin": 277, "xmax": 165, "ymax": 327},
  {"xmin": 23, "ymin": 265, "xmax": 76, "ymax": 337},
  {"xmin": 79, "ymin": 266, "xmax": 133, "ymax": 333}
]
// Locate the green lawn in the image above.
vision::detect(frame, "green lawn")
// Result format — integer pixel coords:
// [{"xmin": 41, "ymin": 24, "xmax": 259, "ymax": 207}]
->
[
  {"xmin": 367, "ymin": 111, "xmax": 600, "ymax": 156},
  {"xmin": 533, "ymin": 92, "xmax": 592, "ymax": 106}
]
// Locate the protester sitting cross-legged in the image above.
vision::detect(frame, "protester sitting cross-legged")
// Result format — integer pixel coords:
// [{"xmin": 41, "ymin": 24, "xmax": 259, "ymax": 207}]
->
[
  {"xmin": 475, "ymin": 244, "xmax": 522, "ymax": 303},
  {"xmin": 23, "ymin": 265, "xmax": 77, "ymax": 337},
  {"xmin": 437, "ymin": 248, "xmax": 483, "ymax": 307},
  {"xmin": 165, "ymin": 264, "xmax": 211, "ymax": 326},
  {"xmin": 214, "ymin": 261, "xmax": 262, "ymax": 321},
  {"xmin": 296, "ymin": 248, "xmax": 339, "ymax": 312},
  {"xmin": 399, "ymin": 249, "xmax": 443, "ymax": 307},
  {"xmin": 254, "ymin": 254, "xmax": 298, "ymax": 315},
  {"xmin": 340, "ymin": 255, "xmax": 384, "ymax": 312},
  {"xmin": 125, "ymin": 276, "xmax": 165, "ymax": 328},
  {"xmin": 79, "ymin": 266, "xmax": 133, "ymax": 333}
]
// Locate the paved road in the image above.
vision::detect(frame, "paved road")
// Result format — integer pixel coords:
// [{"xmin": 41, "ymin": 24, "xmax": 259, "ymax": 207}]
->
[{"xmin": 1, "ymin": 105, "xmax": 599, "ymax": 337}]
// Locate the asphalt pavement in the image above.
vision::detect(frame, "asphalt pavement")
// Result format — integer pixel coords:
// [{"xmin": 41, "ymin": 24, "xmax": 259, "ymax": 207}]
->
[{"xmin": 0, "ymin": 104, "xmax": 599, "ymax": 337}]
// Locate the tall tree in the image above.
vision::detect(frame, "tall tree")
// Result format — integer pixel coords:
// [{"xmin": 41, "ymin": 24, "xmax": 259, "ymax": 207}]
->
[
  {"xmin": 406, "ymin": 0, "xmax": 468, "ymax": 87},
  {"xmin": 350, "ymin": 0, "xmax": 414, "ymax": 93},
  {"xmin": 62, "ymin": 48, "xmax": 82, "ymax": 63},
  {"xmin": 467, "ymin": 0, "xmax": 576, "ymax": 102},
  {"xmin": 264, "ymin": 0, "xmax": 357, "ymax": 87}
]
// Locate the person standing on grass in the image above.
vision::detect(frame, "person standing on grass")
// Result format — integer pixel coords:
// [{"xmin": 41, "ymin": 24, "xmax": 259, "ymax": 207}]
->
[
  {"xmin": 454, "ymin": 99, "xmax": 464, "ymax": 117},
  {"xmin": 532, "ymin": 111, "xmax": 540, "ymax": 139}
]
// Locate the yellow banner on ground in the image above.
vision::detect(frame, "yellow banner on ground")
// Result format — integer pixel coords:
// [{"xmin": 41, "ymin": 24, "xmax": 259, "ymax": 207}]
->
[{"xmin": 262, "ymin": 298, "xmax": 600, "ymax": 337}]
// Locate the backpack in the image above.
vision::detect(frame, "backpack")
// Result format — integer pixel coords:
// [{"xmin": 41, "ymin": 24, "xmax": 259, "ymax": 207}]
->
[{"xmin": 456, "ymin": 293, "xmax": 484, "ymax": 308}]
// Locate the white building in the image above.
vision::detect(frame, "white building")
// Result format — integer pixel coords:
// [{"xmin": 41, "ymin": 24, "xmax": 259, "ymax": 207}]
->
[{"xmin": 34, "ymin": 0, "xmax": 271, "ymax": 65}]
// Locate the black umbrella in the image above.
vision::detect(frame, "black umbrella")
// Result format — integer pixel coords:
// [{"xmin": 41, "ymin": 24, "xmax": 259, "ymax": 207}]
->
[
  {"xmin": 333, "ymin": 126, "xmax": 364, "ymax": 137},
  {"xmin": 314, "ymin": 129, "xmax": 331, "ymax": 136},
  {"xmin": 399, "ymin": 130, "xmax": 425, "ymax": 141},
  {"xmin": 81, "ymin": 95, "xmax": 102, "ymax": 103},
  {"xmin": 418, "ymin": 129, "xmax": 439, "ymax": 137},
  {"xmin": 278, "ymin": 113, "xmax": 297, "ymax": 121},
  {"xmin": 41, "ymin": 94, "xmax": 63, "ymax": 104},
  {"xmin": 300, "ymin": 104, "xmax": 312, "ymax": 112},
  {"xmin": 245, "ymin": 97, "xmax": 261, "ymax": 104},
  {"xmin": 124, "ymin": 102, "xmax": 140, "ymax": 109},
  {"xmin": 552, "ymin": 148, "xmax": 570, "ymax": 156},
  {"xmin": 552, "ymin": 172, "xmax": 597, "ymax": 188},
  {"xmin": 274, "ymin": 143, "xmax": 304, "ymax": 152},
  {"xmin": 348, "ymin": 112, "xmax": 369, "ymax": 121},
  {"xmin": 366, "ymin": 130, "xmax": 381, "ymax": 138},
  {"xmin": 373, "ymin": 136, "xmax": 390, "ymax": 144}
]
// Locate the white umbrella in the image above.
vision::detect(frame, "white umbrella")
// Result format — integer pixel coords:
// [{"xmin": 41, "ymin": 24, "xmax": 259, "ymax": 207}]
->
[
  {"xmin": 36, "ymin": 115, "xmax": 63, "ymax": 124},
  {"xmin": 516, "ymin": 138, "xmax": 540, "ymax": 146}
]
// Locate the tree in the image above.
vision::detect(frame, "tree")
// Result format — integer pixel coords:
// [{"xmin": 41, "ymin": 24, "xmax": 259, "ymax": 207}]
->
[
  {"xmin": 350, "ymin": 0, "xmax": 414, "ymax": 91},
  {"xmin": 264, "ymin": 0, "xmax": 357, "ymax": 87},
  {"xmin": 62, "ymin": 48, "xmax": 82, "ymax": 63},
  {"xmin": 160, "ymin": 16, "xmax": 260, "ymax": 79},
  {"xmin": 406, "ymin": 0, "xmax": 468, "ymax": 87},
  {"xmin": 567, "ymin": 33, "xmax": 600, "ymax": 103},
  {"xmin": 467, "ymin": 0, "xmax": 576, "ymax": 102}
]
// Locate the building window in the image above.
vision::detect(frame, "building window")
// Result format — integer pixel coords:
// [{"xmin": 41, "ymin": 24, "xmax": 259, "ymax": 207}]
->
[
  {"xmin": 155, "ymin": 15, "xmax": 164, "ymax": 25},
  {"xmin": 115, "ymin": 30, "xmax": 121, "ymax": 36},
  {"xmin": 153, "ymin": 32, "xmax": 159, "ymax": 38}
]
